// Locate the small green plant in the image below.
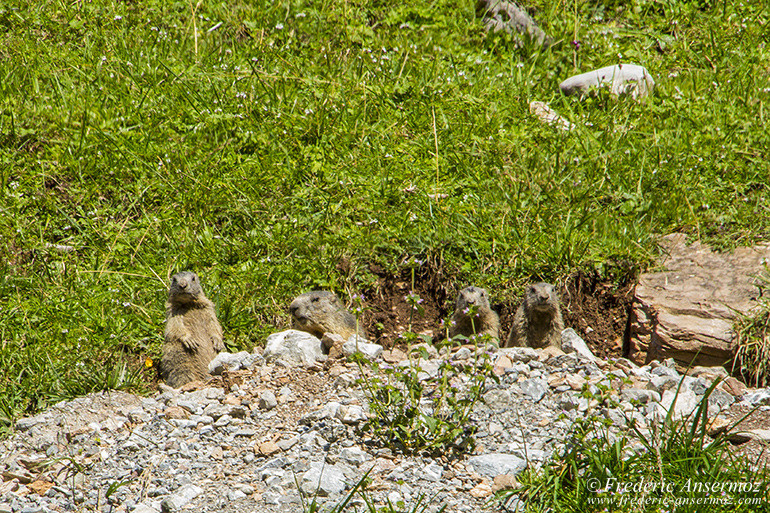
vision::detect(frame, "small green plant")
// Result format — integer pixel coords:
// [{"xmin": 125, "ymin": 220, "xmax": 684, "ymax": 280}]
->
[
  {"xmin": 355, "ymin": 333, "xmax": 497, "ymax": 458},
  {"xmin": 505, "ymin": 379, "xmax": 770, "ymax": 512}
]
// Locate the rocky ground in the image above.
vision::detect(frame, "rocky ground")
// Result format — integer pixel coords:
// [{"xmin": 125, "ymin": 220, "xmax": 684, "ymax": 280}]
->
[{"xmin": 2, "ymin": 333, "xmax": 770, "ymax": 513}]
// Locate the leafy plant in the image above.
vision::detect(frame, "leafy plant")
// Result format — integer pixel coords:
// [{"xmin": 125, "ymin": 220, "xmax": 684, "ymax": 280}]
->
[{"xmin": 355, "ymin": 333, "xmax": 497, "ymax": 458}]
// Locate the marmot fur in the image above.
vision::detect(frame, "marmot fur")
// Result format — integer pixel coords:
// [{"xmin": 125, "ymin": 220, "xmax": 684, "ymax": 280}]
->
[
  {"xmin": 289, "ymin": 291, "xmax": 363, "ymax": 339},
  {"xmin": 160, "ymin": 271, "xmax": 223, "ymax": 388},
  {"xmin": 505, "ymin": 282, "xmax": 564, "ymax": 349},
  {"xmin": 449, "ymin": 286, "xmax": 500, "ymax": 340}
]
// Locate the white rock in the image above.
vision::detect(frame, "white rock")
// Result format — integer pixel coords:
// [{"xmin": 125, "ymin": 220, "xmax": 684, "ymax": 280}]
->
[
  {"xmin": 258, "ymin": 390, "xmax": 278, "ymax": 410},
  {"xmin": 340, "ymin": 405, "xmax": 367, "ymax": 424},
  {"xmin": 559, "ymin": 63, "xmax": 655, "ymax": 99},
  {"xmin": 160, "ymin": 484, "xmax": 203, "ymax": 512},
  {"xmin": 467, "ymin": 453, "xmax": 526, "ymax": 479},
  {"xmin": 209, "ymin": 351, "xmax": 254, "ymax": 375},
  {"xmin": 299, "ymin": 463, "xmax": 347, "ymax": 496},
  {"xmin": 501, "ymin": 347, "xmax": 538, "ymax": 363},
  {"xmin": 519, "ymin": 378, "xmax": 547, "ymax": 402},
  {"xmin": 659, "ymin": 388, "xmax": 700, "ymax": 420},
  {"xmin": 264, "ymin": 330, "xmax": 325, "ymax": 367},
  {"xmin": 561, "ymin": 329, "xmax": 596, "ymax": 362},
  {"xmin": 338, "ymin": 446, "xmax": 370, "ymax": 466},
  {"xmin": 342, "ymin": 336, "xmax": 383, "ymax": 359}
]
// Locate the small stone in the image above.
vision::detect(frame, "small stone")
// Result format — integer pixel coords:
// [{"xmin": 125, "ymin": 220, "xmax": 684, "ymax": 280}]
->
[
  {"xmin": 131, "ymin": 504, "xmax": 160, "ymax": 513},
  {"xmin": 503, "ymin": 347, "xmax": 538, "ymax": 363},
  {"xmin": 492, "ymin": 474, "xmax": 518, "ymax": 492},
  {"xmin": 566, "ymin": 374, "xmax": 585, "ymax": 391},
  {"xmin": 208, "ymin": 351, "xmax": 254, "ymax": 375},
  {"xmin": 227, "ymin": 489, "xmax": 247, "ymax": 501},
  {"xmin": 741, "ymin": 389, "xmax": 770, "ymax": 406},
  {"xmin": 539, "ymin": 346, "xmax": 564, "ymax": 360},
  {"xmin": 341, "ymin": 405, "xmax": 367, "ymax": 424},
  {"xmin": 469, "ymin": 482, "xmax": 493, "ymax": 498},
  {"xmin": 519, "ymin": 378, "xmax": 547, "ymax": 402},
  {"xmin": 719, "ymin": 377, "xmax": 747, "ymax": 398},
  {"xmin": 621, "ymin": 388, "xmax": 660, "ymax": 405},
  {"xmin": 483, "ymin": 389, "xmax": 512, "ymax": 410},
  {"xmin": 382, "ymin": 348, "xmax": 407, "ymax": 363},
  {"xmin": 259, "ymin": 391, "xmax": 278, "ymax": 410},
  {"xmin": 467, "ymin": 454, "xmax": 526, "ymax": 479},
  {"xmin": 299, "ymin": 463, "xmax": 347, "ymax": 496},
  {"xmin": 258, "ymin": 442, "xmax": 281, "ymax": 457},
  {"xmin": 339, "ymin": 446, "xmax": 370, "ymax": 467},
  {"xmin": 160, "ymin": 484, "xmax": 203, "ymax": 512},
  {"xmin": 707, "ymin": 388, "xmax": 734, "ymax": 416},
  {"xmin": 27, "ymin": 481, "xmax": 53, "ymax": 495}
]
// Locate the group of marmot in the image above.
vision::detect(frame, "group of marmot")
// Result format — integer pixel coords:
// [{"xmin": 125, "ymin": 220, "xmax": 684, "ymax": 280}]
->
[{"xmin": 160, "ymin": 272, "xmax": 564, "ymax": 388}]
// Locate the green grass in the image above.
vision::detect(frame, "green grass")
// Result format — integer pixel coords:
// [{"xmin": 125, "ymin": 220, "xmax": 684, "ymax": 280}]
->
[{"xmin": 0, "ymin": 0, "xmax": 769, "ymax": 423}]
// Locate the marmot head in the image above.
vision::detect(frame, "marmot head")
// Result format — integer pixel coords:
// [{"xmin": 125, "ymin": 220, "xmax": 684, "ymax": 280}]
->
[
  {"xmin": 289, "ymin": 291, "xmax": 346, "ymax": 336},
  {"xmin": 523, "ymin": 282, "xmax": 559, "ymax": 312},
  {"xmin": 168, "ymin": 271, "xmax": 204, "ymax": 303},
  {"xmin": 455, "ymin": 286, "xmax": 492, "ymax": 312}
]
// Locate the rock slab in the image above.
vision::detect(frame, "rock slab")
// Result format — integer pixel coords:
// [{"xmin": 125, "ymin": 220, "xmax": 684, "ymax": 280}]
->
[{"xmin": 629, "ymin": 233, "xmax": 770, "ymax": 368}]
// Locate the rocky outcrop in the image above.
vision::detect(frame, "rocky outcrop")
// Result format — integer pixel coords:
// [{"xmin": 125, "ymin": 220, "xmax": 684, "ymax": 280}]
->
[{"xmin": 629, "ymin": 233, "xmax": 770, "ymax": 368}]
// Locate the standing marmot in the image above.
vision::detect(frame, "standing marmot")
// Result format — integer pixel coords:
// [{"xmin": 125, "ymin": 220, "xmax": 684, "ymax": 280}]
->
[
  {"xmin": 289, "ymin": 291, "xmax": 363, "ymax": 339},
  {"xmin": 160, "ymin": 271, "xmax": 224, "ymax": 388},
  {"xmin": 449, "ymin": 286, "xmax": 500, "ymax": 340},
  {"xmin": 505, "ymin": 282, "xmax": 564, "ymax": 349}
]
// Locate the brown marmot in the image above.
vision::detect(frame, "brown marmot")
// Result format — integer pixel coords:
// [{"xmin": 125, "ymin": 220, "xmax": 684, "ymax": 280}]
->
[
  {"xmin": 505, "ymin": 282, "xmax": 564, "ymax": 349},
  {"xmin": 160, "ymin": 271, "xmax": 224, "ymax": 388},
  {"xmin": 289, "ymin": 291, "xmax": 363, "ymax": 339},
  {"xmin": 449, "ymin": 286, "xmax": 500, "ymax": 340}
]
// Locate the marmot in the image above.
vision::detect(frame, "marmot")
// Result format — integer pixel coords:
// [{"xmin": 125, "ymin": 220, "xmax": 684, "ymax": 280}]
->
[
  {"xmin": 449, "ymin": 286, "xmax": 500, "ymax": 340},
  {"xmin": 160, "ymin": 271, "xmax": 224, "ymax": 388},
  {"xmin": 289, "ymin": 291, "xmax": 363, "ymax": 339},
  {"xmin": 505, "ymin": 282, "xmax": 564, "ymax": 349}
]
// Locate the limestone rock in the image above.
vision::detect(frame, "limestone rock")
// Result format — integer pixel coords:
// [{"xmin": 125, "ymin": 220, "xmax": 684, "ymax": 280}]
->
[
  {"xmin": 264, "ymin": 330, "xmax": 325, "ymax": 367},
  {"xmin": 529, "ymin": 101, "xmax": 574, "ymax": 131},
  {"xmin": 299, "ymin": 462, "xmax": 347, "ymax": 496},
  {"xmin": 467, "ymin": 453, "xmax": 526, "ymax": 479},
  {"xmin": 519, "ymin": 378, "xmax": 547, "ymax": 402},
  {"xmin": 160, "ymin": 484, "xmax": 203, "ymax": 512},
  {"xmin": 208, "ymin": 351, "xmax": 254, "ymax": 375},
  {"xmin": 342, "ymin": 336, "xmax": 383, "ymax": 359},
  {"xmin": 561, "ymin": 328, "xmax": 596, "ymax": 362},
  {"xmin": 559, "ymin": 63, "xmax": 655, "ymax": 99},
  {"xmin": 629, "ymin": 233, "xmax": 770, "ymax": 368}
]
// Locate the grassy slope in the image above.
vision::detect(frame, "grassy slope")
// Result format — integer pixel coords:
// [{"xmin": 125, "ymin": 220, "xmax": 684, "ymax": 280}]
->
[{"xmin": 0, "ymin": 0, "xmax": 768, "ymax": 423}]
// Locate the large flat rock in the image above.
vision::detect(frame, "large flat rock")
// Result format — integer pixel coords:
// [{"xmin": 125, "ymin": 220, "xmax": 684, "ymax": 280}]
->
[{"xmin": 629, "ymin": 233, "xmax": 769, "ymax": 368}]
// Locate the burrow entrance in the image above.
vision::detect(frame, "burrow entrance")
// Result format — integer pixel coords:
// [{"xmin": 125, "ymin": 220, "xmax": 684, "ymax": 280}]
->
[{"xmin": 358, "ymin": 262, "xmax": 636, "ymax": 359}]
